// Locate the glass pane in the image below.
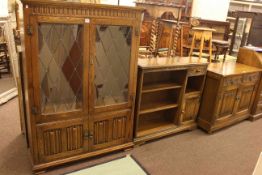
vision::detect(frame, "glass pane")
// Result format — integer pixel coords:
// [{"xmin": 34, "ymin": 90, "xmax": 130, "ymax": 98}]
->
[
  {"xmin": 94, "ymin": 25, "xmax": 132, "ymax": 107},
  {"xmin": 38, "ymin": 23, "xmax": 83, "ymax": 114}
]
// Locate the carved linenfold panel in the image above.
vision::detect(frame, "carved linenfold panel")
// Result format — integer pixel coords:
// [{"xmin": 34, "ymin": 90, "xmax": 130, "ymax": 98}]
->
[
  {"xmin": 43, "ymin": 129, "xmax": 62, "ymax": 156},
  {"xmin": 29, "ymin": 5, "xmax": 137, "ymax": 19},
  {"xmin": 66, "ymin": 125, "xmax": 83, "ymax": 151},
  {"xmin": 112, "ymin": 116, "xmax": 127, "ymax": 140},
  {"xmin": 94, "ymin": 120, "xmax": 109, "ymax": 145},
  {"xmin": 238, "ymin": 86, "xmax": 255, "ymax": 111},
  {"xmin": 183, "ymin": 96, "xmax": 200, "ymax": 122},
  {"xmin": 218, "ymin": 90, "xmax": 237, "ymax": 118}
]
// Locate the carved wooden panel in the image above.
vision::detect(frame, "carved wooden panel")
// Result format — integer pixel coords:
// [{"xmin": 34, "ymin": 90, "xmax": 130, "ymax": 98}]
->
[
  {"xmin": 25, "ymin": 2, "xmax": 139, "ymax": 19},
  {"xmin": 237, "ymin": 85, "xmax": 255, "ymax": 112},
  {"xmin": 242, "ymin": 73, "xmax": 259, "ymax": 84},
  {"xmin": 217, "ymin": 89, "xmax": 238, "ymax": 119},
  {"xmin": 93, "ymin": 120, "xmax": 109, "ymax": 145},
  {"xmin": 66, "ymin": 125, "xmax": 83, "ymax": 151},
  {"xmin": 182, "ymin": 95, "xmax": 200, "ymax": 123},
  {"xmin": 223, "ymin": 76, "xmax": 242, "ymax": 87},
  {"xmin": 37, "ymin": 119, "xmax": 85, "ymax": 162},
  {"xmin": 112, "ymin": 116, "xmax": 127, "ymax": 140},
  {"xmin": 91, "ymin": 111, "xmax": 130, "ymax": 151},
  {"xmin": 43, "ymin": 129, "xmax": 62, "ymax": 156}
]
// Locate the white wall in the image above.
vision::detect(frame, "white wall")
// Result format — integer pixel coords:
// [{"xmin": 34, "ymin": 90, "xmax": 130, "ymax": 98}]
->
[
  {"xmin": 0, "ymin": 0, "xmax": 8, "ymax": 17},
  {"xmin": 101, "ymin": 0, "xmax": 135, "ymax": 6},
  {"xmin": 191, "ymin": 0, "xmax": 230, "ymax": 21}
]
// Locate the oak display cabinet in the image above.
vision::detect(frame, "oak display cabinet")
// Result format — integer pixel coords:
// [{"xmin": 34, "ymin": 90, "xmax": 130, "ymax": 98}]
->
[
  {"xmin": 134, "ymin": 57, "xmax": 208, "ymax": 144},
  {"xmin": 198, "ymin": 62, "xmax": 262, "ymax": 133},
  {"xmin": 20, "ymin": 0, "xmax": 143, "ymax": 172}
]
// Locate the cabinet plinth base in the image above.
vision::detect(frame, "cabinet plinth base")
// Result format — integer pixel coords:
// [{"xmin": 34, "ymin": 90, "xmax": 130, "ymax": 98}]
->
[
  {"xmin": 249, "ymin": 113, "xmax": 262, "ymax": 121},
  {"xmin": 198, "ymin": 114, "xmax": 250, "ymax": 133},
  {"xmin": 32, "ymin": 142, "xmax": 134, "ymax": 174}
]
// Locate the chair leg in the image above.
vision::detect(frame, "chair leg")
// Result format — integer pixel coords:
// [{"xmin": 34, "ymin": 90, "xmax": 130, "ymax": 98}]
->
[
  {"xmin": 199, "ymin": 36, "xmax": 204, "ymax": 59},
  {"xmin": 208, "ymin": 39, "xmax": 212, "ymax": 62},
  {"xmin": 189, "ymin": 35, "xmax": 196, "ymax": 58}
]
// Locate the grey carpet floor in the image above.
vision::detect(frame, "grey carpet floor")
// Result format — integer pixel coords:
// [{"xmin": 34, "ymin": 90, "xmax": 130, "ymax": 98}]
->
[
  {"xmin": 1, "ymin": 98, "xmax": 262, "ymax": 175},
  {"xmin": 0, "ymin": 75, "xmax": 16, "ymax": 94}
]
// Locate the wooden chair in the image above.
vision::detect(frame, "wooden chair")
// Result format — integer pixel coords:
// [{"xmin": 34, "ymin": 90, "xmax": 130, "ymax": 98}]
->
[
  {"xmin": 188, "ymin": 27, "xmax": 215, "ymax": 62},
  {"xmin": 139, "ymin": 18, "xmax": 164, "ymax": 57}
]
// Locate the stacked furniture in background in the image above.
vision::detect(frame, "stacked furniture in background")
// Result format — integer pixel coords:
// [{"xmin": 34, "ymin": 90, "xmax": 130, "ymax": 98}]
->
[{"xmin": 20, "ymin": 0, "xmax": 143, "ymax": 173}]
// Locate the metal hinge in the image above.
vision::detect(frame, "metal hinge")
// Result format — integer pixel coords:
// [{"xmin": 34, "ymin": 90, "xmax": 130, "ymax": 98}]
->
[{"xmin": 27, "ymin": 24, "xmax": 33, "ymax": 35}]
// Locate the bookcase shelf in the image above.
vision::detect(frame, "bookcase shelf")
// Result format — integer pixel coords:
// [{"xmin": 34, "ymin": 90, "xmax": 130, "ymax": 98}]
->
[
  {"xmin": 142, "ymin": 82, "xmax": 182, "ymax": 93},
  {"xmin": 140, "ymin": 101, "xmax": 179, "ymax": 115}
]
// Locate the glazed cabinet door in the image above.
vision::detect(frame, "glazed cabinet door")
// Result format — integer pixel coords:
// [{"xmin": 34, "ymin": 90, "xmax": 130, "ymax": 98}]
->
[
  {"xmin": 89, "ymin": 19, "xmax": 137, "ymax": 113},
  {"xmin": 29, "ymin": 16, "xmax": 89, "ymax": 161},
  {"xmin": 216, "ymin": 88, "xmax": 238, "ymax": 120},
  {"xmin": 181, "ymin": 94, "xmax": 200, "ymax": 123},
  {"xmin": 89, "ymin": 110, "xmax": 132, "ymax": 151}
]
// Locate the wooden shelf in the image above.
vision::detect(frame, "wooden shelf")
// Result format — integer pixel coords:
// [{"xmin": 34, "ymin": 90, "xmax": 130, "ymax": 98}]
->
[
  {"xmin": 142, "ymin": 82, "xmax": 182, "ymax": 93},
  {"xmin": 137, "ymin": 121, "xmax": 176, "ymax": 138},
  {"xmin": 185, "ymin": 88, "xmax": 201, "ymax": 95},
  {"xmin": 140, "ymin": 101, "xmax": 178, "ymax": 115}
]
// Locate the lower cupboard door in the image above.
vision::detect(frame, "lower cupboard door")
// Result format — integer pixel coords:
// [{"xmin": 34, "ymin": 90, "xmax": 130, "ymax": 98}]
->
[
  {"xmin": 36, "ymin": 118, "xmax": 88, "ymax": 162},
  {"xmin": 89, "ymin": 110, "xmax": 132, "ymax": 151}
]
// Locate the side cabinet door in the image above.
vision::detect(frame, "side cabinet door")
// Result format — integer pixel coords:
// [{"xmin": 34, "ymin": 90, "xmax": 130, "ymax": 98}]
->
[
  {"xmin": 217, "ymin": 89, "xmax": 238, "ymax": 120},
  {"xmin": 182, "ymin": 94, "xmax": 200, "ymax": 123},
  {"xmin": 89, "ymin": 110, "xmax": 132, "ymax": 151},
  {"xmin": 235, "ymin": 85, "xmax": 256, "ymax": 114},
  {"xmin": 36, "ymin": 118, "xmax": 88, "ymax": 162}
]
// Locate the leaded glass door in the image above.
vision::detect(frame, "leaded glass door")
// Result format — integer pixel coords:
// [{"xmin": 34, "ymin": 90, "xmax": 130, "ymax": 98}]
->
[
  {"xmin": 30, "ymin": 16, "xmax": 90, "ymax": 158},
  {"xmin": 31, "ymin": 17, "xmax": 88, "ymax": 117},
  {"xmin": 89, "ymin": 19, "xmax": 137, "ymax": 114}
]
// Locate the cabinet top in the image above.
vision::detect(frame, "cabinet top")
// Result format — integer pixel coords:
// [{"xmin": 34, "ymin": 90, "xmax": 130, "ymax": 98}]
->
[
  {"xmin": 208, "ymin": 61, "xmax": 262, "ymax": 76},
  {"xmin": 138, "ymin": 57, "xmax": 209, "ymax": 69}
]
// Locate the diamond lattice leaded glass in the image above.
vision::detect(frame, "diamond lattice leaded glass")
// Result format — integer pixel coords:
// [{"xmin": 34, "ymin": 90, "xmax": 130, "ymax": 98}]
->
[
  {"xmin": 94, "ymin": 25, "xmax": 132, "ymax": 106},
  {"xmin": 38, "ymin": 24, "xmax": 83, "ymax": 114}
]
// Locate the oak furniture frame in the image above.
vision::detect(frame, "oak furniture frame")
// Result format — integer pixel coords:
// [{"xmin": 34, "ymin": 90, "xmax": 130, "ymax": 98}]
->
[{"xmin": 20, "ymin": 0, "xmax": 143, "ymax": 173}]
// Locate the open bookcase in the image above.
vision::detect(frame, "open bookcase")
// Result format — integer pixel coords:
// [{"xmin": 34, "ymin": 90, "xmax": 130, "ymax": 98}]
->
[
  {"xmin": 134, "ymin": 57, "xmax": 208, "ymax": 144},
  {"xmin": 137, "ymin": 70, "xmax": 187, "ymax": 138}
]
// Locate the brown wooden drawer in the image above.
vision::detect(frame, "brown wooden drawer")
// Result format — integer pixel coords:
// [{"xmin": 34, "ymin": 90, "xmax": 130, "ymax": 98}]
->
[
  {"xmin": 242, "ymin": 73, "xmax": 260, "ymax": 85},
  {"xmin": 223, "ymin": 76, "xmax": 242, "ymax": 87},
  {"xmin": 188, "ymin": 66, "xmax": 206, "ymax": 76}
]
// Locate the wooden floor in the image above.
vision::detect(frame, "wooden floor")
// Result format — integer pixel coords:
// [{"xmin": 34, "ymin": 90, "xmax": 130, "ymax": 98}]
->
[{"xmin": 1, "ymin": 98, "xmax": 262, "ymax": 175}]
